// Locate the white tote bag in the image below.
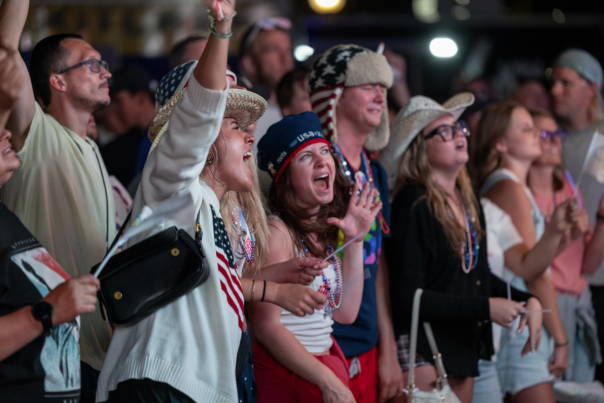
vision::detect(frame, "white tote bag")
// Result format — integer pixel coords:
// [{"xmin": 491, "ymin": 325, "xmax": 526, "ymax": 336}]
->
[{"xmin": 405, "ymin": 289, "xmax": 462, "ymax": 403}]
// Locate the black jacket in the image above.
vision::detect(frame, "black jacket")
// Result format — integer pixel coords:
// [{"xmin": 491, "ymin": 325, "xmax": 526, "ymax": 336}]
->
[{"xmin": 385, "ymin": 184, "xmax": 532, "ymax": 377}]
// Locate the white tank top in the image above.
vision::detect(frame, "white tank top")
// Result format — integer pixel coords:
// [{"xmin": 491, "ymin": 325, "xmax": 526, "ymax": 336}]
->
[{"xmin": 276, "ymin": 218, "xmax": 338, "ymax": 354}]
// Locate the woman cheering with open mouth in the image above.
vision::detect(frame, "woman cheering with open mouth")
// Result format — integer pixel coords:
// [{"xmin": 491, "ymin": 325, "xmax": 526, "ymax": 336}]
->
[{"xmin": 250, "ymin": 112, "xmax": 381, "ymax": 403}]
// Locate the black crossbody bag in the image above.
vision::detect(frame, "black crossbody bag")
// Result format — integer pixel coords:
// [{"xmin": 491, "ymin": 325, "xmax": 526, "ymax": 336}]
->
[{"xmin": 91, "ymin": 210, "xmax": 210, "ymax": 325}]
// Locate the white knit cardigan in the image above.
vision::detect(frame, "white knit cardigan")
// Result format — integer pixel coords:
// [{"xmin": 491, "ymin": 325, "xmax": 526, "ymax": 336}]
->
[{"xmin": 96, "ymin": 76, "xmax": 241, "ymax": 403}]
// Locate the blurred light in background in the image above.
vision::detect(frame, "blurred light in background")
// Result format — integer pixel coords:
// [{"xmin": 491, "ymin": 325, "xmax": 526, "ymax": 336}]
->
[
  {"xmin": 430, "ymin": 38, "xmax": 458, "ymax": 58},
  {"xmin": 412, "ymin": 0, "xmax": 440, "ymax": 23},
  {"xmin": 309, "ymin": 0, "xmax": 346, "ymax": 14},
  {"xmin": 552, "ymin": 9, "xmax": 565, "ymax": 24},
  {"xmin": 294, "ymin": 44, "xmax": 315, "ymax": 61},
  {"xmin": 455, "ymin": 0, "xmax": 470, "ymax": 5},
  {"xmin": 452, "ymin": 5, "xmax": 470, "ymax": 20}
]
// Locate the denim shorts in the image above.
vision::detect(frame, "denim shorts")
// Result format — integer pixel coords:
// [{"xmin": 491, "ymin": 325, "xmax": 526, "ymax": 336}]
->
[
  {"xmin": 496, "ymin": 324, "xmax": 554, "ymax": 395},
  {"xmin": 472, "ymin": 359, "xmax": 503, "ymax": 403}
]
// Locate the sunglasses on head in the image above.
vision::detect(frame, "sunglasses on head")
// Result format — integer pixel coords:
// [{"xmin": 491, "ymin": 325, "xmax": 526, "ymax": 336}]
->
[
  {"xmin": 423, "ymin": 120, "xmax": 470, "ymax": 142},
  {"xmin": 244, "ymin": 17, "xmax": 292, "ymax": 54},
  {"xmin": 540, "ymin": 130, "xmax": 565, "ymax": 142}
]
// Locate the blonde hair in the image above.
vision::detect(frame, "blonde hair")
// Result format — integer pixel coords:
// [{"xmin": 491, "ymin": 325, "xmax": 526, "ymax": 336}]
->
[
  {"xmin": 393, "ymin": 132, "xmax": 482, "ymax": 256},
  {"xmin": 220, "ymin": 153, "xmax": 270, "ymax": 276},
  {"xmin": 202, "ymin": 133, "xmax": 270, "ymax": 277},
  {"xmin": 472, "ymin": 101, "xmax": 522, "ymax": 191}
]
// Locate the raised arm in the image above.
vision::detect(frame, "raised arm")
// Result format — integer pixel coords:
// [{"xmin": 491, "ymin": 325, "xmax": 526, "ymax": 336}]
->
[
  {"xmin": 143, "ymin": 0, "xmax": 234, "ymax": 205},
  {"xmin": 0, "ymin": 0, "xmax": 35, "ymax": 148},
  {"xmin": 504, "ymin": 198, "xmax": 578, "ymax": 282}
]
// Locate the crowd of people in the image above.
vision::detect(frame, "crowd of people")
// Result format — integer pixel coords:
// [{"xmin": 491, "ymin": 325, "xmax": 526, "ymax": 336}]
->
[{"xmin": 2, "ymin": 0, "xmax": 604, "ymax": 402}]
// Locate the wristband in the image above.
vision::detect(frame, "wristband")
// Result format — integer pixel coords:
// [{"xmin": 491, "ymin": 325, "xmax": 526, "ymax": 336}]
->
[
  {"xmin": 208, "ymin": 10, "xmax": 237, "ymax": 29},
  {"xmin": 261, "ymin": 280, "xmax": 267, "ymax": 302},
  {"xmin": 209, "ymin": 27, "xmax": 233, "ymax": 38},
  {"xmin": 555, "ymin": 340, "xmax": 569, "ymax": 348},
  {"xmin": 251, "ymin": 279, "xmax": 256, "ymax": 302},
  {"xmin": 597, "ymin": 213, "xmax": 604, "ymax": 223}
]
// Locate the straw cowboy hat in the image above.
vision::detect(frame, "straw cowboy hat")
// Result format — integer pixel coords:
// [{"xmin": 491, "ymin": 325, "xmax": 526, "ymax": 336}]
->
[
  {"xmin": 148, "ymin": 60, "xmax": 267, "ymax": 153},
  {"xmin": 379, "ymin": 92, "xmax": 475, "ymax": 190}
]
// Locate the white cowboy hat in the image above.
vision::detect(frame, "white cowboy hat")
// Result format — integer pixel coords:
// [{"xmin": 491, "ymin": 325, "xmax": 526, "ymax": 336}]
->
[{"xmin": 379, "ymin": 92, "xmax": 475, "ymax": 190}]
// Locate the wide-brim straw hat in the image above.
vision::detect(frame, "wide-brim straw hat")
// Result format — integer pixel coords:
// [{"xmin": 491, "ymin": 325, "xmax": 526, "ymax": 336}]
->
[{"xmin": 379, "ymin": 92, "xmax": 475, "ymax": 190}]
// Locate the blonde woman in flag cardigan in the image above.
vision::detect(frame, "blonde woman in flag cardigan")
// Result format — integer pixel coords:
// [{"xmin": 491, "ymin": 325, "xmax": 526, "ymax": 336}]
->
[{"xmin": 97, "ymin": 3, "xmax": 325, "ymax": 402}]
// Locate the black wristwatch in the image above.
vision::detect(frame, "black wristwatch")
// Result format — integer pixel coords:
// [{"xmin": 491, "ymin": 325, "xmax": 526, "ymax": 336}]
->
[{"xmin": 31, "ymin": 301, "xmax": 54, "ymax": 336}]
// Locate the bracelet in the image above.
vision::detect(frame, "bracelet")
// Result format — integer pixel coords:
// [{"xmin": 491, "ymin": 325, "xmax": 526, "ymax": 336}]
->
[
  {"xmin": 207, "ymin": 10, "xmax": 237, "ymax": 29},
  {"xmin": 251, "ymin": 279, "xmax": 256, "ymax": 302},
  {"xmin": 209, "ymin": 27, "xmax": 232, "ymax": 38},
  {"xmin": 597, "ymin": 213, "xmax": 604, "ymax": 223},
  {"xmin": 555, "ymin": 340, "xmax": 569, "ymax": 348},
  {"xmin": 261, "ymin": 280, "xmax": 267, "ymax": 302}
]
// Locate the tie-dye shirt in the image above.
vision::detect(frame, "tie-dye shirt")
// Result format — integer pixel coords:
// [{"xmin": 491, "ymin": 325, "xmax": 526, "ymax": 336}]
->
[{"xmin": 331, "ymin": 152, "xmax": 392, "ymax": 358}]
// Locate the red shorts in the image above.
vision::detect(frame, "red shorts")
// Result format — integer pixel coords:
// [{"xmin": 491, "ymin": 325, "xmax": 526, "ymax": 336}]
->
[
  {"xmin": 347, "ymin": 346, "xmax": 378, "ymax": 403},
  {"xmin": 253, "ymin": 337, "xmax": 350, "ymax": 403}
]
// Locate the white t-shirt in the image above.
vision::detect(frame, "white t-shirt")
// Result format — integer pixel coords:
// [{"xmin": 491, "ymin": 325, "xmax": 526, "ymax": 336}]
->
[
  {"xmin": 481, "ymin": 198, "xmax": 523, "ymax": 356},
  {"xmin": 3, "ymin": 103, "xmax": 116, "ymax": 370}
]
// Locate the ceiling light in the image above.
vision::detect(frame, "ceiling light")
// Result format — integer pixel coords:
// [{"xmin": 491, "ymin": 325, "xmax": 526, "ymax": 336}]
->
[
  {"xmin": 552, "ymin": 9, "xmax": 565, "ymax": 24},
  {"xmin": 430, "ymin": 38, "xmax": 458, "ymax": 58},
  {"xmin": 294, "ymin": 45, "xmax": 315, "ymax": 62},
  {"xmin": 309, "ymin": 0, "xmax": 346, "ymax": 14},
  {"xmin": 412, "ymin": 0, "xmax": 440, "ymax": 23}
]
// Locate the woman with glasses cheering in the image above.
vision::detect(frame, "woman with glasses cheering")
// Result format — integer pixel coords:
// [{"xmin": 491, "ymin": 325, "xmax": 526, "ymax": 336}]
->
[
  {"xmin": 528, "ymin": 108, "xmax": 604, "ymax": 384},
  {"xmin": 379, "ymin": 94, "xmax": 543, "ymax": 403}
]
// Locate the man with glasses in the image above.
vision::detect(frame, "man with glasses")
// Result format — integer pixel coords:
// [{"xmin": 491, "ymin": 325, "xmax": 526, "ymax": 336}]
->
[
  {"xmin": 239, "ymin": 17, "xmax": 294, "ymax": 148},
  {"xmin": 551, "ymin": 48, "xmax": 604, "ymax": 384},
  {"xmin": 0, "ymin": 1, "xmax": 115, "ymax": 401}
]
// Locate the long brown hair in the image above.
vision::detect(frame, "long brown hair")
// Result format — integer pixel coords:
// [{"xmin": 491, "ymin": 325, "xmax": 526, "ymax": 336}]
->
[
  {"xmin": 393, "ymin": 132, "xmax": 483, "ymax": 256},
  {"xmin": 472, "ymin": 101, "xmax": 523, "ymax": 191},
  {"xmin": 270, "ymin": 152, "xmax": 351, "ymax": 259}
]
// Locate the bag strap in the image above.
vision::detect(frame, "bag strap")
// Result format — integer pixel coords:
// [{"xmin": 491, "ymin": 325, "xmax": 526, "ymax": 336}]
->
[
  {"xmin": 104, "ymin": 207, "xmax": 202, "ymax": 258},
  {"xmin": 406, "ymin": 288, "xmax": 449, "ymax": 390}
]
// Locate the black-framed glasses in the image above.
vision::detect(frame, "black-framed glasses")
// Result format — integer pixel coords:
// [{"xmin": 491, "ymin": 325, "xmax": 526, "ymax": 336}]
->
[
  {"xmin": 540, "ymin": 130, "xmax": 565, "ymax": 142},
  {"xmin": 424, "ymin": 119, "xmax": 470, "ymax": 141},
  {"xmin": 57, "ymin": 59, "xmax": 109, "ymax": 74}
]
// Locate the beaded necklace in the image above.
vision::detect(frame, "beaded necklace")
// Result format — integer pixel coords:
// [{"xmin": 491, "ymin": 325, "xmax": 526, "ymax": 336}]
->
[
  {"xmin": 230, "ymin": 207, "xmax": 255, "ymax": 263},
  {"xmin": 446, "ymin": 194, "xmax": 479, "ymax": 273},
  {"xmin": 332, "ymin": 144, "xmax": 389, "ymax": 234},
  {"xmin": 459, "ymin": 201, "xmax": 479, "ymax": 273},
  {"xmin": 300, "ymin": 238, "xmax": 343, "ymax": 317}
]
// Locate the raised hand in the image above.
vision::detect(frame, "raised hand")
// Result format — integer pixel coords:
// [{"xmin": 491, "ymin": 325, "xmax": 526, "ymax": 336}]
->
[
  {"xmin": 549, "ymin": 197, "xmax": 580, "ymax": 233},
  {"xmin": 203, "ymin": 0, "xmax": 236, "ymax": 20},
  {"xmin": 326, "ymin": 182, "xmax": 382, "ymax": 243},
  {"xmin": 43, "ymin": 274, "xmax": 100, "ymax": 325}
]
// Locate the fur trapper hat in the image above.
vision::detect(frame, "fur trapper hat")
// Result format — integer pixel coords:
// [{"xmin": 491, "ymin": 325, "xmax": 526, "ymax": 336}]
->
[{"xmin": 308, "ymin": 44, "xmax": 393, "ymax": 151}]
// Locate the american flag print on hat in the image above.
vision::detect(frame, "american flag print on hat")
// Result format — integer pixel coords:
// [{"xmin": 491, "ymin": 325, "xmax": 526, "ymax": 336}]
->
[
  {"xmin": 211, "ymin": 206, "xmax": 244, "ymax": 331},
  {"xmin": 156, "ymin": 60, "xmax": 197, "ymax": 108},
  {"xmin": 309, "ymin": 45, "xmax": 370, "ymax": 143}
]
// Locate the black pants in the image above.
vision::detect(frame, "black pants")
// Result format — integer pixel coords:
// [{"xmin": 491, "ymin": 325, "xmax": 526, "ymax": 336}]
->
[
  {"xmin": 80, "ymin": 362, "xmax": 100, "ymax": 403},
  {"xmin": 592, "ymin": 285, "xmax": 604, "ymax": 383},
  {"xmin": 105, "ymin": 378, "xmax": 195, "ymax": 403}
]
